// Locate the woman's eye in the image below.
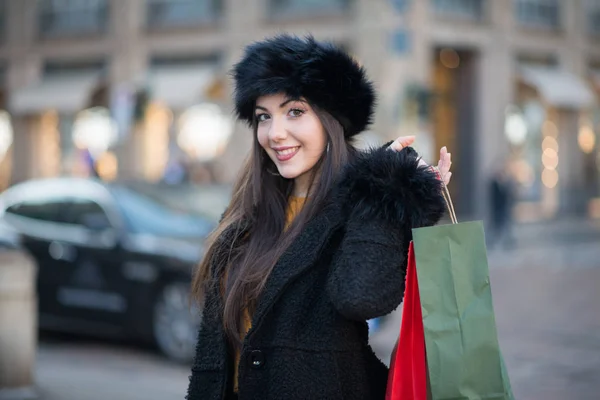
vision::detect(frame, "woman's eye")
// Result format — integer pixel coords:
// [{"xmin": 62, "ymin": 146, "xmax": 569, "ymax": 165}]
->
[
  {"xmin": 256, "ymin": 113, "xmax": 270, "ymax": 122},
  {"xmin": 289, "ymin": 108, "xmax": 305, "ymax": 118}
]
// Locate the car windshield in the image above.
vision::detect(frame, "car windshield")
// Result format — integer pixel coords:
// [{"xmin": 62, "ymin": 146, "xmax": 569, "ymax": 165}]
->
[{"xmin": 109, "ymin": 185, "xmax": 213, "ymax": 238}]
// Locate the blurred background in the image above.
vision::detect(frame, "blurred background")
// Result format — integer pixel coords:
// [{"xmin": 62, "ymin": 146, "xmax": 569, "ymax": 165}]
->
[{"xmin": 0, "ymin": 0, "xmax": 598, "ymax": 399}]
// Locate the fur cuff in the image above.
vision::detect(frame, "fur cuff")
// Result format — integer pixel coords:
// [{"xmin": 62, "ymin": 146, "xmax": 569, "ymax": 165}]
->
[{"xmin": 336, "ymin": 144, "xmax": 447, "ymax": 229}]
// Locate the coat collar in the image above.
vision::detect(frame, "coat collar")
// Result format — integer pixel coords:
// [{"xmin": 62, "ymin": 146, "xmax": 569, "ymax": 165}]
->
[{"xmin": 245, "ymin": 202, "xmax": 343, "ymax": 340}]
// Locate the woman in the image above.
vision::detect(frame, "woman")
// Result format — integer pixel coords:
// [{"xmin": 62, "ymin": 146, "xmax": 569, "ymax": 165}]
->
[{"xmin": 187, "ymin": 35, "xmax": 452, "ymax": 400}]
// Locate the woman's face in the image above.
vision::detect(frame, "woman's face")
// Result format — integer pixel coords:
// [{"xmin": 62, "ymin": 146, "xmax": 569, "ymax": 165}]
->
[{"xmin": 255, "ymin": 93, "xmax": 327, "ymax": 189}]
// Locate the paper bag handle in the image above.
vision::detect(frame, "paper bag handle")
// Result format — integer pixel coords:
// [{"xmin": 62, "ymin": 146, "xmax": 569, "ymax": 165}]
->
[{"xmin": 433, "ymin": 166, "xmax": 458, "ymax": 224}]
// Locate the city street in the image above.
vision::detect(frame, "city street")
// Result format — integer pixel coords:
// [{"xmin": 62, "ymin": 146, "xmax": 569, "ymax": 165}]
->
[
  {"xmin": 0, "ymin": 1, "xmax": 597, "ymax": 400},
  {"xmin": 32, "ymin": 219, "xmax": 600, "ymax": 400}
]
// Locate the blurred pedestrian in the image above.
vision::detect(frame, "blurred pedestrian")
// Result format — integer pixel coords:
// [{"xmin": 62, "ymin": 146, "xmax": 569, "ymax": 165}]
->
[
  {"xmin": 82, "ymin": 147, "xmax": 100, "ymax": 178},
  {"xmin": 187, "ymin": 35, "xmax": 452, "ymax": 400},
  {"xmin": 488, "ymin": 163, "xmax": 516, "ymax": 250}
]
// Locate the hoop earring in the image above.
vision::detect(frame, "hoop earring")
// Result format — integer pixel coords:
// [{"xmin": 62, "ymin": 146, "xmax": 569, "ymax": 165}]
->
[{"xmin": 326, "ymin": 142, "xmax": 330, "ymax": 153}]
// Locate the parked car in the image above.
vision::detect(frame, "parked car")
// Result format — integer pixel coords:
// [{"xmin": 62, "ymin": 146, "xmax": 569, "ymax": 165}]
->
[
  {"xmin": 0, "ymin": 218, "xmax": 22, "ymax": 250},
  {"xmin": 0, "ymin": 177, "xmax": 218, "ymax": 363}
]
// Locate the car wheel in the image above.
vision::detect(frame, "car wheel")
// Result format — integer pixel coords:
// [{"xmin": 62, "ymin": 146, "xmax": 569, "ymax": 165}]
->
[{"xmin": 153, "ymin": 281, "xmax": 201, "ymax": 363}]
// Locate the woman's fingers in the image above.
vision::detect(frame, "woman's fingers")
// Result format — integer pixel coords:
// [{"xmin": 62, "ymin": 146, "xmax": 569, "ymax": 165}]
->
[
  {"xmin": 438, "ymin": 147, "xmax": 451, "ymax": 176},
  {"xmin": 389, "ymin": 135, "xmax": 416, "ymax": 152},
  {"xmin": 399, "ymin": 136, "xmax": 416, "ymax": 148},
  {"xmin": 436, "ymin": 147, "xmax": 452, "ymax": 185}
]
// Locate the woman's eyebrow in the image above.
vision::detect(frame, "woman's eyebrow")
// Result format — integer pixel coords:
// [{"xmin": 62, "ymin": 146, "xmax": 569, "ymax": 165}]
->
[
  {"xmin": 255, "ymin": 98, "xmax": 306, "ymax": 112},
  {"xmin": 279, "ymin": 98, "xmax": 305, "ymax": 108}
]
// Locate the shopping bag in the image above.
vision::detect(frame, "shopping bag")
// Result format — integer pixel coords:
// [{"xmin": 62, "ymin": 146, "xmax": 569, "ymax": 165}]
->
[
  {"xmin": 385, "ymin": 242, "xmax": 427, "ymax": 400},
  {"xmin": 410, "ymin": 183, "xmax": 514, "ymax": 400}
]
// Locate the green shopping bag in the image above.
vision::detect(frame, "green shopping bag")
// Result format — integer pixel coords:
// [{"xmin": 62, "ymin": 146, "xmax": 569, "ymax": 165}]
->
[{"xmin": 411, "ymin": 183, "xmax": 514, "ymax": 400}]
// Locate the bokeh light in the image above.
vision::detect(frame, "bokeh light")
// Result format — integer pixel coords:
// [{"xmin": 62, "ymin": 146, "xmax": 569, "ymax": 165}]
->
[
  {"xmin": 542, "ymin": 136, "xmax": 559, "ymax": 152},
  {"xmin": 542, "ymin": 168, "xmax": 559, "ymax": 188},
  {"xmin": 578, "ymin": 124, "xmax": 596, "ymax": 154},
  {"xmin": 95, "ymin": 151, "xmax": 118, "ymax": 181},
  {"xmin": 440, "ymin": 48, "xmax": 460, "ymax": 69},
  {"xmin": 542, "ymin": 148, "xmax": 559, "ymax": 170}
]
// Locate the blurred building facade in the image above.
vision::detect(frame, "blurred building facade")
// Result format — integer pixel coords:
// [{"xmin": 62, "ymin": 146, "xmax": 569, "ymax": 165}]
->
[{"xmin": 0, "ymin": 0, "xmax": 599, "ymax": 221}]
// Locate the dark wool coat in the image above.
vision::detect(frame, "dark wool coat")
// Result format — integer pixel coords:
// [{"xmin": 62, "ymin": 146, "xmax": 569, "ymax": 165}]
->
[{"xmin": 186, "ymin": 145, "xmax": 446, "ymax": 400}]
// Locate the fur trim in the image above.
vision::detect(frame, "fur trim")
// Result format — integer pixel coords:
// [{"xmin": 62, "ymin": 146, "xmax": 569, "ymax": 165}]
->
[
  {"xmin": 336, "ymin": 144, "xmax": 447, "ymax": 229},
  {"xmin": 232, "ymin": 34, "xmax": 375, "ymax": 138}
]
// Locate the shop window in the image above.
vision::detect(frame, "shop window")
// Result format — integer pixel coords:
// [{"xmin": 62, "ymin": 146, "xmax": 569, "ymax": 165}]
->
[
  {"xmin": 506, "ymin": 101, "xmax": 546, "ymax": 203},
  {"xmin": 269, "ymin": 0, "xmax": 351, "ymax": 19},
  {"xmin": 143, "ymin": 55, "xmax": 225, "ymax": 182},
  {"xmin": 38, "ymin": 0, "xmax": 109, "ymax": 38},
  {"xmin": 44, "ymin": 60, "xmax": 106, "ymax": 76},
  {"xmin": 516, "ymin": 54, "xmax": 558, "ymax": 68},
  {"xmin": 583, "ymin": 104, "xmax": 600, "ymax": 198},
  {"xmin": 588, "ymin": 0, "xmax": 600, "ymax": 35},
  {"xmin": 432, "ymin": 0, "xmax": 487, "ymax": 21},
  {"xmin": 391, "ymin": 29, "xmax": 411, "ymax": 55},
  {"xmin": 0, "ymin": 1, "xmax": 6, "ymax": 44},
  {"xmin": 431, "ymin": 48, "xmax": 479, "ymax": 217},
  {"xmin": 0, "ymin": 64, "xmax": 6, "ymax": 109},
  {"xmin": 149, "ymin": 54, "xmax": 221, "ymax": 68},
  {"xmin": 511, "ymin": 58, "xmax": 556, "ymax": 207},
  {"xmin": 515, "ymin": 0, "xmax": 560, "ymax": 29},
  {"xmin": 391, "ymin": 0, "xmax": 410, "ymax": 13},
  {"xmin": 38, "ymin": 61, "xmax": 107, "ymax": 177},
  {"xmin": 146, "ymin": 0, "xmax": 222, "ymax": 29}
]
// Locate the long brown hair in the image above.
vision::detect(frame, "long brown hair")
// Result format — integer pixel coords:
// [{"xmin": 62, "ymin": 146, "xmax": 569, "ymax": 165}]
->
[{"xmin": 191, "ymin": 104, "xmax": 356, "ymax": 347}]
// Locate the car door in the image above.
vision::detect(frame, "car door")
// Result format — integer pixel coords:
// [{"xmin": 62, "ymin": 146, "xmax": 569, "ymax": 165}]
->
[
  {"xmin": 3, "ymin": 196, "xmax": 78, "ymax": 322},
  {"xmin": 57, "ymin": 196, "xmax": 132, "ymax": 330}
]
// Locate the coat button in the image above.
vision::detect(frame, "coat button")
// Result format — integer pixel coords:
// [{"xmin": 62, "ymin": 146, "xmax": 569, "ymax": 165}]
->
[{"xmin": 249, "ymin": 350, "xmax": 265, "ymax": 369}]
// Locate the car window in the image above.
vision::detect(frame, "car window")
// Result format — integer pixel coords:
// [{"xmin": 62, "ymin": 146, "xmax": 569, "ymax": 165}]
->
[
  {"xmin": 109, "ymin": 186, "xmax": 212, "ymax": 237},
  {"xmin": 62, "ymin": 198, "xmax": 112, "ymax": 230},
  {"xmin": 5, "ymin": 199, "xmax": 67, "ymax": 223}
]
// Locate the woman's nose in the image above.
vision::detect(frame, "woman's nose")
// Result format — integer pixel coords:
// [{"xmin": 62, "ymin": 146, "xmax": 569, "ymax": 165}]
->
[{"xmin": 268, "ymin": 116, "xmax": 288, "ymax": 142}]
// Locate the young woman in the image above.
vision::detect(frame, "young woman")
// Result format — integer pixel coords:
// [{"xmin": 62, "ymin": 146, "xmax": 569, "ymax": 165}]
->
[{"xmin": 187, "ymin": 35, "xmax": 452, "ymax": 400}]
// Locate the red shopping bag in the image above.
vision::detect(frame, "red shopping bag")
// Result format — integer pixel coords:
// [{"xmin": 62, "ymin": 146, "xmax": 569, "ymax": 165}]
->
[{"xmin": 385, "ymin": 242, "xmax": 427, "ymax": 400}]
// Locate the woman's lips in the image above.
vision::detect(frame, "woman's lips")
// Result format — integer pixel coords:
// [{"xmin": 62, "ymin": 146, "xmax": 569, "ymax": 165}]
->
[{"xmin": 274, "ymin": 146, "xmax": 300, "ymax": 162}]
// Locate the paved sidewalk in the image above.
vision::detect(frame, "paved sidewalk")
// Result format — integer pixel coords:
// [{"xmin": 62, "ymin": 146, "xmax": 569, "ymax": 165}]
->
[
  {"xmin": 488, "ymin": 217, "xmax": 600, "ymax": 269},
  {"xmin": 509, "ymin": 217, "xmax": 600, "ymax": 244},
  {"xmin": 34, "ymin": 339, "xmax": 189, "ymax": 400}
]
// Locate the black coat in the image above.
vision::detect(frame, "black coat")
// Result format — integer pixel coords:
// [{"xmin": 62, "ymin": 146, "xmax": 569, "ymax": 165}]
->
[{"xmin": 186, "ymin": 146, "xmax": 446, "ymax": 400}]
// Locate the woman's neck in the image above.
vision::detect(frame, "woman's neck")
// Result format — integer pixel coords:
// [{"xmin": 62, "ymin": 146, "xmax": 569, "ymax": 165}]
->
[{"xmin": 293, "ymin": 173, "xmax": 312, "ymax": 198}]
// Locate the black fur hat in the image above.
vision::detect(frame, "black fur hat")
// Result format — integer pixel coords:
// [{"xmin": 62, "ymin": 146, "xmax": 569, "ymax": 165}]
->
[{"xmin": 232, "ymin": 34, "xmax": 376, "ymax": 138}]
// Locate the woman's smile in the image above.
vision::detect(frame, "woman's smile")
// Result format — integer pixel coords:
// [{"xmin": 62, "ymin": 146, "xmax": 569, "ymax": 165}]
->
[{"xmin": 273, "ymin": 146, "xmax": 300, "ymax": 162}]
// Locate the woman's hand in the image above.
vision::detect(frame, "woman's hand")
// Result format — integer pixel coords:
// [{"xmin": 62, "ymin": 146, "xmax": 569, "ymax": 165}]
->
[
  {"xmin": 388, "ymin": 135, "xmax": 452, "ymax": 186},
  {"xmin": 436, "ymin": 146, "xmax": 452, "ymax": 186}
]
